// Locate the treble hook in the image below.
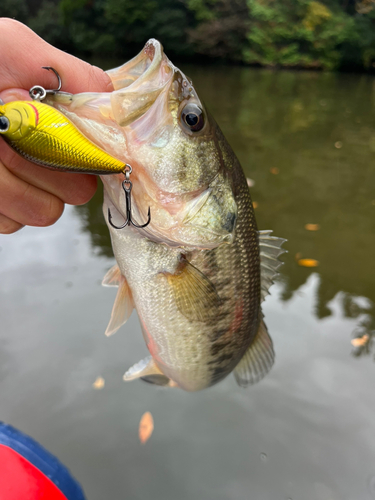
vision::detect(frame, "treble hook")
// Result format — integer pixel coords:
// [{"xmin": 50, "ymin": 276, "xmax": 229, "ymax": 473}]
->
[
  {"xmin": 29, "ymin": 67, "xmax": 63, "ymax": 101},
  {"xmin": 108, "ymin": 165, "xmax": 151, "ymax": 230}
]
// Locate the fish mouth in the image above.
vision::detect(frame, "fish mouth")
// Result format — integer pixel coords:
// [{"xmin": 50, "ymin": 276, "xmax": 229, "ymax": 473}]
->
[{"xmin": 106, "ymin": 39, "xmax": 175, "ymax": 127}]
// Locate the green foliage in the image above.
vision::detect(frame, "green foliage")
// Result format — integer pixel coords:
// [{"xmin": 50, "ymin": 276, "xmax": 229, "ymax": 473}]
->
[
  {"xmin": 187, "ymin": 0, "xmax": 219, "ymax": 21},
  {"xmin": 2, "ymin": 0, "xmax": 375, "ymax": 71},
  {"xmin": 0, "ymin": 0, "xmax": 29, "ymax": 22},
  {"xmin": 28, "ymin": 1, "xmax": 67, "ymax": 48},
  {"xmin": 244, "ymin": 0, "xmax": 356, "ymax": 69},
  {"xmin": 187, "ymin": 0, "xmax": 250, "ymax": 60}
]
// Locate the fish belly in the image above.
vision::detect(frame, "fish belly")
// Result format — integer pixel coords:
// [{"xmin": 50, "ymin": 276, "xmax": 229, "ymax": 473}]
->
[{"xmin": 103, "ymin": 169, "xmax": 260, "ymax": 392}]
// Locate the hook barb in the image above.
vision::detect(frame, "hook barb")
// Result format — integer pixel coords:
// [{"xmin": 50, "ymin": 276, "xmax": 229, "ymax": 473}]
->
[
  {"xmin": 41, "ymin": 67, "xmax": 62, "ymax": 92},
  {"xmin": 29, "ymin": 66, "xmax": 63, "ymax": 100},
  {"xmin": 107, "ymin": 179, "xmax": 151, "ymax": 230},
  {"xmin": 107, "ymin": 207, "xmax": 130, "ymax": 230}
]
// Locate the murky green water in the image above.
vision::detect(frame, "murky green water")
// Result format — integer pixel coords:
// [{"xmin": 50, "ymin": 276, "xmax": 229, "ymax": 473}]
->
[{"xmin": 0, "ymin": 66, "xmax": 374, "ymax": 500}]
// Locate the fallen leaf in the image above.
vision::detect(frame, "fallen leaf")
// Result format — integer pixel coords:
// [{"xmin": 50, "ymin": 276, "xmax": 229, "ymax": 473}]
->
[
  {"xmin": 246, "ymin": 177, "xmax": 255, "ymax": 188},
  {"xmin": 351, "ymin": 334, "xmax": 370, "ymax": 347},
  {"xmin": 252, "ymin": 201, "xmax": 258, "ymax": 209},
  {"xmin": 295, "ymin": 252, "xmax": 302, "ymax": 261},
  {"xmin": 270, "ymin": 167, "xmax": 279, "ymax": 175},
  {"xmin": 298, "ymin": 258, "xmax": 319, "ymax": 267},
  {"xmin": 92, "ymin": 376, "xmax": 105, "ymax": 390},
  {"xmin": 334, "ymin": 141, "xmax": 343, "ymax": 149},
  {"xmin": 305, "ymin": 223, "xmax": 320, "ymax": 231},
  {"xmin": 139, "ymin": 411, "xmax": 154, "ymax": 444}
]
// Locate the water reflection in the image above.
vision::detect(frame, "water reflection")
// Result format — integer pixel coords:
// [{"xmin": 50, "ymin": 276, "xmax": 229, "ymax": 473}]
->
[{"xmin": 76, "ymin": 66, "xmax": 375, "ymax": 359}]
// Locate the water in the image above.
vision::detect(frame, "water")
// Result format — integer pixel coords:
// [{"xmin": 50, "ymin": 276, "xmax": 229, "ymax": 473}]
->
[{"xmin": 0, "ymin": 66, "xmax": 374, "ymax": 500}]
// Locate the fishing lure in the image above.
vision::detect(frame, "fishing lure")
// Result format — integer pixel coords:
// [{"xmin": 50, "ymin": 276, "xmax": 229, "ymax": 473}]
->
[{"xmin": 0, "ymin": 67, "xmax": 151, "ymax": 228}]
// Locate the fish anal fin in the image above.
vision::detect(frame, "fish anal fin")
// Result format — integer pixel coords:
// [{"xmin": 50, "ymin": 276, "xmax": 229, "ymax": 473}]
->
[
  {"xmin": 105, "ymin": 274, "xmax": 134, "ymax": 337},
  {"xmin": 164, "ymin": 257, "xmax": 221, "ymax": 323},
  {"xmin": 102, "ymin": 264, "xmax": 122, "ymax": 287},
  {"xmin": 123, "ymin": 356, "xmax": 178, "ymax": 388},
  {"xmin": 234, "ymin": 318, "xmax": 274, "ymax": 387},
  {"xmin": 259, "ymin": 230, "xmax": 287, "ymax": 301}
]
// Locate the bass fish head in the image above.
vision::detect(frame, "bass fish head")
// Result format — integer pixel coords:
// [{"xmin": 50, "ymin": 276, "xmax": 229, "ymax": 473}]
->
[
  {"xmin": 52, "ymin": 39, "xmax": 238, "ymax": 248},
  {"xmin": 108, "ymin": 39, "xmax": 221, "ymax": 195}
]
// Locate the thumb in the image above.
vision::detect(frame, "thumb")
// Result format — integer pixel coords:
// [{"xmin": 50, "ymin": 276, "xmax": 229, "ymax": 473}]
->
[{"xmin": 0, "ymin": 18, "xmax": 113, "ymax": 94}]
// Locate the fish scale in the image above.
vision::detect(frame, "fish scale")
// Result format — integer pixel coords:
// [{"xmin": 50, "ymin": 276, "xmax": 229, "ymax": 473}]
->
[{"xmin": 104, "ymin": 147, "xmax": 262, "ymax": 391}]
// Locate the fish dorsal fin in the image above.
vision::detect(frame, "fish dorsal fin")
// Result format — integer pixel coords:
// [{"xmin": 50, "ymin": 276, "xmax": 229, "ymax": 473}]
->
[
  {"xmin": 102, "ymin": 264, "xmax": 122, "ymax": 287},
  {"xmin": 104, "ymin": 274, "xmax": 134, "ymax": 336},
  {"xmin": 123, "ymin": 356, "xmax": 178, "ymax": 387},
  {"xmin": 259, "ymin": 230, "xmax": 287, "ymax": 301},
  {"xmin": 234, "ymin": 318, "xmax": 274, "ymax": 387},
  {"xmin": 164, "ymin": 257, "xmax": 221, "ymax": 322}
]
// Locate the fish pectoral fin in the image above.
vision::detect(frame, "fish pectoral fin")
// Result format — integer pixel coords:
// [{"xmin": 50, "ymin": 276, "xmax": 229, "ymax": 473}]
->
[
  {"xmin": 182, "ymin": 188, "xmax": 212, "ymax": 223},
  {"xmin": 164, "ymin": 258, "xmax": 221, "ymax": 323},
  {"xmin": 102, "ymin": 264, "xmax": 122, "ymax": 287},
  {"xmin": 123, "ymin": 356, "xmax": 178, "ymax": 388},
  {"xmin": 104, "ymin": 275, "xmax": 134, "ymax": 337},
  {"xmin": 259, "ymin": 230, "xmax": 287, "ymax": 301},
  {"xmin": 233, "ymin": 318, "xmax": 275, "ymax": 387}
]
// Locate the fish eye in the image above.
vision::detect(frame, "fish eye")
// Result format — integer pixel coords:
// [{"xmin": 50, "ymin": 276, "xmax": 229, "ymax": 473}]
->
[
  {"xmin": 0, "ymin": 116, "xmax": 9, "ymax": 133},
  {"xmin": 180, "ymin": 104, "xmax": 205, "ymax": 132}
]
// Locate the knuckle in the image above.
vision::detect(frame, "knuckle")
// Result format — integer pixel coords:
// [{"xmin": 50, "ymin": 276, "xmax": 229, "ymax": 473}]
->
[
  {"xmin": 16, "ymin": 183, "xmax": 64, "ymax": 227},
  {"xmin": 0, "ymin": 215, "xmax": 23, "ymax": 235},
  {"xmin": 65, "ymin": 176, "xmax": 97, "ymax": 205},
  {"xmin": 35, "ymin": 197, "xmax": 64, "ymax": 227},
  {"xmin": 0, "ymin": 18, "xmax": 30, "ymax": 40}
]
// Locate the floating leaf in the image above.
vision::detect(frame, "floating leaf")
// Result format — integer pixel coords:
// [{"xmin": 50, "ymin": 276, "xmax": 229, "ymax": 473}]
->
[
  {"xmin": 270, "ymin": 167, "xmax": 279, "ymax": 175},
  {"xmin": 246, "ymin": 177, "xmax": 255, "ymax": 188},
  {"xmin": 305, "ymin": 223, "xmax": 320, "ymax": 231},
  {"xmin": 92, "ymin": 376, "xmax": 105, "ymax": 390},
  {"xmin": 298, "ymin": 258, "xmax": 319, "ymax": 267},
  {"xmin": 252, "ymin": 201, "xmax": 258, "ymax": 209},
  {"xmin": 351, "ymin": 334, "xmax": 370, "ymax": 347},
  {"xmin": 139, "ymin": 411, "xmax": 154, "ymax": 444}
]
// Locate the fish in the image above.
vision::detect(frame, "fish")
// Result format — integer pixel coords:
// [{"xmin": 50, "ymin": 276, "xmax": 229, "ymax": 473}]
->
[{"xmin": 3, "ymin": 39, "xmax": 286, "ymax": 391}]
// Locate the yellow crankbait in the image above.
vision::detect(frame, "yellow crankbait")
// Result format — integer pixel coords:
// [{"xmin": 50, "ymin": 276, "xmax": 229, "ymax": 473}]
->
[
  {"xmin": 0, "ymin": 66, "xmax": 151, "ymax": 228},
  {"xmin": 0, "ymin": 100, "xmax": 125, "ymax": 174}
]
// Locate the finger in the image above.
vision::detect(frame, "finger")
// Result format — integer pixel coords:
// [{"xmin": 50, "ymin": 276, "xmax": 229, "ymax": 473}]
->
[
  {"xmin": 0, "ymin": 160, "xmax": 64, "ymax": 227},
  {"xmin": 0, "ymin": 140, "xmax": 97, "ymax": 206},
  {"xmin": 0, "ymin": 214, "xmax": 24, "ymax": 234},
  {"xmin": 0, "ymin": 19, "xmax": 113, "ymax": 94}
]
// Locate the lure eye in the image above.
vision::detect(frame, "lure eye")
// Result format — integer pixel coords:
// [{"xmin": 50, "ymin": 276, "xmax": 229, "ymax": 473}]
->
[
  {"xmin": 0, "ymin": 116, "xmax": 10, "ymax": 133},
  {"xmin": 180, "ymin": 104, "xmax": 205, "ymax": 132}
]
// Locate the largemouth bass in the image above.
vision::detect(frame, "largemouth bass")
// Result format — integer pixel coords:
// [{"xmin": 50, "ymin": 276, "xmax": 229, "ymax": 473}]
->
[{"xmin": 3, "ymin": 40, "xmax": 285, "ymax": 391}]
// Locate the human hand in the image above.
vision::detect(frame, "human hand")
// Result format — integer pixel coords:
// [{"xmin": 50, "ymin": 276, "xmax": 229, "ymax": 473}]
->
[{"xmin": 0, "ymin": 18, "xmax": 114, "ymax": 234}]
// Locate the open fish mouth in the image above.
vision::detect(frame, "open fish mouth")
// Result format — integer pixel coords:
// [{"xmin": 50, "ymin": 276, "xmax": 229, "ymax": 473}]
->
[{"xmin": 106, "ymin": 39, "xmax": 175, "ymax": 127}]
